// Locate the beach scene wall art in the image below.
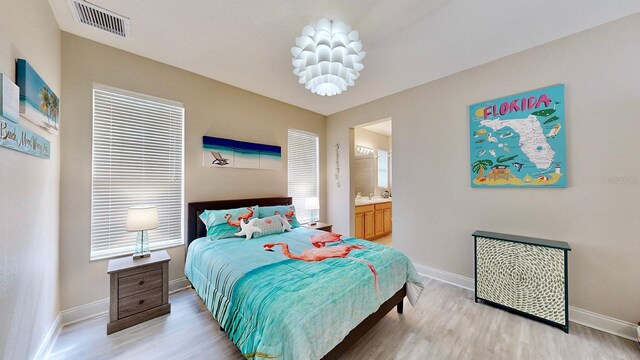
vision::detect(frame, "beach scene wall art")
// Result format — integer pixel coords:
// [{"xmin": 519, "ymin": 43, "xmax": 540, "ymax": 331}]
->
[
  {"xmin": 470, "ymin": 84, "xmax": 566, "ymax": 188},
  {"xmin": 203, "ymin": 136, "xmax": 281, "ymax": 170},
  {"xmin": 1, "ymin": 74, "xmax": 19, "ymax": 123},
  {"xmin": 0, "ymin": 117, "xmax": 50, "ymax": 159},
  {"xmin": 16, "ymin": 59, "xmax": 59, "ymax": 133}
]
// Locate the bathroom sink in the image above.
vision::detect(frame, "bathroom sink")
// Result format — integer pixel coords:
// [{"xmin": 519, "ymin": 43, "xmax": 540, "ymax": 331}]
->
[{"xmin": 355, "ymin": 197, "xmax": 392, "ymax": 206}]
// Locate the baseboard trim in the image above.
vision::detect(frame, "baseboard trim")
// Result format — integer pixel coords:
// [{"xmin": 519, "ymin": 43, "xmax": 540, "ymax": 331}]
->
[
  {"xmin": 412, "ymin": 263, "xmax": 475, "ymax": 291},
  {"xmin": 33, "ymin": 313, "xmax": 62, "ymax": 360},
  {"xmin": 169, "ymin": 276, "xmax": 192, "ymax": 294},
  {"xmin": 569, "ymin": 306, "xmax": 637, "ymax": 341},
  {"xmin": 413, "ymin": 261, "xmax": 637, "ymax": 341},
  {"xmin": 60, "ymin": 298, "xmax": 109, "ymax": 326}
]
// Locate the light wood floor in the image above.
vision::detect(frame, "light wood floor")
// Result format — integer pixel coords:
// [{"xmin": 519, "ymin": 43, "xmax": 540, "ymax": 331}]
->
[
  {"xmin": 371, "ymin": 233, "xmax": 392, "ymax": 247},
  {"xmin": 48, "ymin": 279, "xmax": 639, "ymax": 360}
]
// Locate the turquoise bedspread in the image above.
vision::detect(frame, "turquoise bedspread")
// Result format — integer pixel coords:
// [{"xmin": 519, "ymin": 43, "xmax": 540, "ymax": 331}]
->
[{"xmin": 184, "ymin": 228, "xmax": 423, "ymax": 360}]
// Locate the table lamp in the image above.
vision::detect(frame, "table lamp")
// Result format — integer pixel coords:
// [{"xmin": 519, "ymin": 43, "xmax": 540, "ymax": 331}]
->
[
  {"xmin": 126, "ymin": 205, "xmax": 158, "ymax": 259},
  {"xmin": 305, "ymin": 197, "xmax": 320, "ymax": 225}
]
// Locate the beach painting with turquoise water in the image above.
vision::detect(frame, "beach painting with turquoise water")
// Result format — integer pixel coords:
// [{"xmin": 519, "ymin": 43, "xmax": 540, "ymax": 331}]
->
[
  {"xmin": 16, "ymin": 59, "xmax": 59, "ymax": 133},
  {"xmin": 203, "ymin": 136, "xmax": 281, "ymax": 170}
]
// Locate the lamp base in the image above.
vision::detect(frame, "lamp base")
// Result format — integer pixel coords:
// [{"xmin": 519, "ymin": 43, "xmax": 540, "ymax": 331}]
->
[
  {"xmin": 132, "ymin": 230, "xmax": 151, "ymax": 259},
  {"xmin": 309, "ymin": 209, "xmax": 318, "ymax": 226}
]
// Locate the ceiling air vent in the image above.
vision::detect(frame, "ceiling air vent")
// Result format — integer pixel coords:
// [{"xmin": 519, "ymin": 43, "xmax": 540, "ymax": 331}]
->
[{"xmin": 68, "ymin": 0, "xmax": 130, "ymax": 38}]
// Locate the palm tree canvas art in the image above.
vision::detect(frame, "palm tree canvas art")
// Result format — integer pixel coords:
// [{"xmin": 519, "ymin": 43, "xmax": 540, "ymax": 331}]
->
[{"xmin": 16, "ymin": 59, "xmax": 60, "ymax": 133}]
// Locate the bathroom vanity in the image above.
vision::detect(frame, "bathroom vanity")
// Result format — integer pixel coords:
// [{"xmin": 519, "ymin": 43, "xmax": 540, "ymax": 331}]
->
[{"xmin": 355, "ymin": 198, "xmax": 391, "ymax": 240}]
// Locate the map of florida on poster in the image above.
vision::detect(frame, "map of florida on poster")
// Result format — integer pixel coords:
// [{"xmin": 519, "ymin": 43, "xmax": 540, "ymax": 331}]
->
[{"xmin": 469, "ymin": 84, "xmax": 566, "ymax": 188}]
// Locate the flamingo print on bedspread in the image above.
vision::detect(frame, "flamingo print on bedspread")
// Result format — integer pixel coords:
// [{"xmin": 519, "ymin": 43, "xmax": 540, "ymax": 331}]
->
[
  {"xmin": 263, "ymin": 241, "xmax": 379, "ymax": 292},
  {"xmin": 309, "ymin": 232, "xmax": 342, "ymax": 248}
]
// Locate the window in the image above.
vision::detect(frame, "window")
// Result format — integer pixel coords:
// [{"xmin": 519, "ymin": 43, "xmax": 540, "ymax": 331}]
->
[
  {"xmin": 287, "ymin": 129, "xmax": 319, "ymax": 223},
  {"xmin": 378, "ymin": 148, "xmax": 389, "ymax": 188},
  {"xmin": 90, "ymin": 84, "xmax": 184, "ymax": 260}
]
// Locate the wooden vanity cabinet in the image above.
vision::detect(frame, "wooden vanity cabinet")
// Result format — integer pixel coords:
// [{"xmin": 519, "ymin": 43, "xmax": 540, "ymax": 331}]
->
[
  {"xmin": 355, "ymin": 202, "xmax": 391, "ymax": 240},
  {"xmin": 355, "ymin": 210, "xmax": 364, "ymax": 239}
]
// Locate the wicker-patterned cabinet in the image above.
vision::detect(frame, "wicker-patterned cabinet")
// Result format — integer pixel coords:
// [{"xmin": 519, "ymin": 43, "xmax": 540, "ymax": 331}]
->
[{"xmin": 473, "ymin": 230, "xmax": 571, "ymax": 333}]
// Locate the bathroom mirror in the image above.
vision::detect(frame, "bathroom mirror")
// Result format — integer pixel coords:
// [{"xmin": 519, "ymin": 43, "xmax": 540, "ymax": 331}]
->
[{"xmin": 354, "ymin": 146, "xmax": 375, "ymax": 196}]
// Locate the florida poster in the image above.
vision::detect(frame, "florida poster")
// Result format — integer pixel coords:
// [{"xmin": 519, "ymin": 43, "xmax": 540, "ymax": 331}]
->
[{"xmin": 470, "ymin": 84, "xmax": 566, "ymax": 188}]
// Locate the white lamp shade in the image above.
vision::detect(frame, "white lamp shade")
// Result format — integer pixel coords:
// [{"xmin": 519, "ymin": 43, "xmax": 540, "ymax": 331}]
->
[
  {"xmin": 125, "ymin": 206, "xmax": 159, "ymax": 231},
  {"xmin": 305, "ymin": 197, "xmax": 320, "ymax": 210}
]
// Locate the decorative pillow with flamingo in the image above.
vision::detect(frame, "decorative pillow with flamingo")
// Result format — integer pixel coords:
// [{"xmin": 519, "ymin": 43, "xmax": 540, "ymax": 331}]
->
[
  {"xmin": 258, "ymin": 205, "xmax": 300, "ymax": 228},
  {"xmin": 199, "ymin": 206, "xmax": 259, "ymax": 240}
]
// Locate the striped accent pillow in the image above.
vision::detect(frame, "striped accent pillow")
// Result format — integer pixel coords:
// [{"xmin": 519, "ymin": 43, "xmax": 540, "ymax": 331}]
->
[{"xmin": 252, "ymin": 215, "xmax": 289, "ymax": 238}]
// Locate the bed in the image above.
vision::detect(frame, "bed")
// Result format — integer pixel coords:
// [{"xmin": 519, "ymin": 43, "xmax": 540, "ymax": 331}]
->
[{"xmin": 185, "ymin": 197, "xmax": 423, "ymax": 360}]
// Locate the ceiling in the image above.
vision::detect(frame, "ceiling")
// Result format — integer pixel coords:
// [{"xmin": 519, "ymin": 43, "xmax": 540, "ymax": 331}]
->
[
  {"xmin": 362, "ymin": 119, "xmax": 392, "ymax": 137},
  {"xmin": 48, "ymin": 1, "xmax": 640, "ymax": 116}
]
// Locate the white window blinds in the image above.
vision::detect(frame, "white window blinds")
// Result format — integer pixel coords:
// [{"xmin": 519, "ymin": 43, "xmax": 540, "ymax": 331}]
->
[
  {"xmin": 287, "ymin": 129, "xmax": 319, "ymax": 224},
  {"xmin": 91, "ymin": 85, "xmax": 184, "ymax": 260}
]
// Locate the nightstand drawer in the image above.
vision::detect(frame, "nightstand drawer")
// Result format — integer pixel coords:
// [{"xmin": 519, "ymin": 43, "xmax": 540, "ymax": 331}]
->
[
  {"xmin": 119, "ymin": 269, "xmax": 162, "ymax": 298},
  {"xmin": 118, "ymin": 288, "xmax": 163, "ymax": 318}
]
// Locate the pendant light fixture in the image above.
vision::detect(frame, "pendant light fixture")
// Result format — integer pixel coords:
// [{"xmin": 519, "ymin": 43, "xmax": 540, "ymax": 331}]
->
[{"xmin": 291, "ymin": 18, "xmax": 366, "ymax": 96}]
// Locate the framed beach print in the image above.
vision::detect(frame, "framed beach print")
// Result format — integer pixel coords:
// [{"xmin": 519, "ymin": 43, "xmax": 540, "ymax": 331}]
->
[
  {"xmin": 470, "ymin": 84, "xmax": 566, "ymax": 188},
  {"xmin": 16, "ymin": 59, "xmax": 60, "ymax": 133},
  {"xmin": 203, "ymin": 136, "xmax": 281, "ymax": 170}
]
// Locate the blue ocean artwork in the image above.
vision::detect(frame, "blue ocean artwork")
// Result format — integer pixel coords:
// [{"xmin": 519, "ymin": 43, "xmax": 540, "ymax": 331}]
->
[
  {"xmin": 203, "ymin": 136, "xmax": 281, "ymax": 170},
  {"xmin": 470, "ymin": 84, "xmax": 566, "ymax": 188},
  {"xmin": 16, "ymin": 59, "xmax": 59, "ymax": 132}
]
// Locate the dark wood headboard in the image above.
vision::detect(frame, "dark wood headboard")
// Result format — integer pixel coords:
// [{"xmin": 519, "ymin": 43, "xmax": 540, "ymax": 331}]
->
[{"xmin": 187, "ymin": 197, "xmax": 293, "ymax": 249}]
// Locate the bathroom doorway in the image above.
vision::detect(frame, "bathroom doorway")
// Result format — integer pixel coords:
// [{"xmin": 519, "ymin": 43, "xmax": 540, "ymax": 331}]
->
[{"xmin": 352, "ymin": 118, "xmax": 392, "ymax": 246}]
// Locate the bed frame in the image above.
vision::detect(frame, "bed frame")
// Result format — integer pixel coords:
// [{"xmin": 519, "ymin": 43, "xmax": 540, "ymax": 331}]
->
[{"xmin": 186, "ymin": 197, "xmax": 406, "ymax": 360}]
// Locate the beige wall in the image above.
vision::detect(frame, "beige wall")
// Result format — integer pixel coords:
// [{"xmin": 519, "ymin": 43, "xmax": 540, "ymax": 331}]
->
[
  {"xmin": 327, "ymin": 14, "xmax": 640, "ymax": 323},
  {"xmin": 59, "ymin": 33, "xmax": 326, "ymax": 310},
  {"xmin": 0, "ymin": 0, "xmax": 61, "ymax": 358}
]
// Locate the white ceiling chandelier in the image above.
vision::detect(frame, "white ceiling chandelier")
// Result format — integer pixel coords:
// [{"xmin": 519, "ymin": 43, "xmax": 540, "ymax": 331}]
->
[{"xmin": 291, "ymin": 18, "xmax": 366, "ymax": 96}]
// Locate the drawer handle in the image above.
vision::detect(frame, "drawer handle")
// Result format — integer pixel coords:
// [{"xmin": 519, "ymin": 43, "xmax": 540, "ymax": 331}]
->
[
  {"xmin": 139, "ymin": 300, "xmax": 144, "ymax": 305},
  {"xmin": 139, "ymin": 280, "xmax": 144, "ymax": 286}
]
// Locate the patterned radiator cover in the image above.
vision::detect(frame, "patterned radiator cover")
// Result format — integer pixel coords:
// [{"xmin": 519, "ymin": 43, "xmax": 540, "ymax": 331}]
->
[{"xmin": 476, "ymin": 237, "xmax": 567, "ymax": 326}]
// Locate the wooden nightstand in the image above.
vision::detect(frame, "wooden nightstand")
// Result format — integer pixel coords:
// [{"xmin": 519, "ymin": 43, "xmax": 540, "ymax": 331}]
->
[
  {"xmin": 303, "ymin": 222, "xmax": 333, "ymax": 232},
  {"xmin": 107, "ymin": 250, "xmax": 171, "ymax": 334}
]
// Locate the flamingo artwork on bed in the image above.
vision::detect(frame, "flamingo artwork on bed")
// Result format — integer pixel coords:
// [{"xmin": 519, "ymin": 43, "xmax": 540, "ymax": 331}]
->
[
  {"xmin": 263, "ymin": 242, "xmax": 379, "ymax": 291},
  {"xmin": 225, "ymin": 207, "xmax": 255, "ymax": 230},
  {"xmin": 273, "ymin": 206, "xmax": 296, "ymax": 223},
  {"xmin": 224, "ymin": 213, "xmax": 241, "ymax": 229},
  {"xmin": 309, "ymin": 232, "xmax": 342, "ymax": 248},
  {"xmin": 237, "ymin": 207, "xmax": 254, "ymax": 221}
]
